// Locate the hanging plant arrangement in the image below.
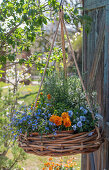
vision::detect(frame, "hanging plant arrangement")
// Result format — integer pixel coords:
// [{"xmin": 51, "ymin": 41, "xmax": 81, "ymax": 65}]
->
[
  {"xmin": 10, "ymin": 74, "xmax": 103, "ymax": 156},
  {"xmin": 9, "ymin": 7, "xmax": 104, "ymax": 156}
]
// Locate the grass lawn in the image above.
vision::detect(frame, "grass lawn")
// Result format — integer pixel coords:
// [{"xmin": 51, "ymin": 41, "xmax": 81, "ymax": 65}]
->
[
  {"xmin": 1, "ymin": 83, "xmax": 39, "ymax": 105},
  {"xmin": 18, "ymin": 84, "xmax": 39, "ymax": 105}
]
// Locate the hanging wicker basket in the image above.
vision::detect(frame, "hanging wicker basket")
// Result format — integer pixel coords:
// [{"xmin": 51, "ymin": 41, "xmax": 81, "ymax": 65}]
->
[
  {"xmin": 18, "ymin": 129, "xmax": 104, "ymax": 157},
  {"xmin": 17, "ymin": 7, "xmax": 104, "ymax": 157}
]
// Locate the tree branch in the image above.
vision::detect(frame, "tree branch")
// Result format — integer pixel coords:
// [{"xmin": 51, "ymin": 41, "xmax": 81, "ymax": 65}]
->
[
  {"xmin": 8, "ymin": 154, "xmax": 21, "ymax": 170},
  {"xmin": 1, "ymin": 21, "xmax": 23, "ymax": 48},
  {"xmin": 1, "ymin": 77, "xmax": 15, "ymax": 86}
]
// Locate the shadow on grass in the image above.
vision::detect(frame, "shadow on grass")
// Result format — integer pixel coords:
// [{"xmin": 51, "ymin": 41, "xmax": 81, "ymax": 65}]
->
[{"xmin": 18, "ymin": 91, "xmax": 38, "ymax": 100}]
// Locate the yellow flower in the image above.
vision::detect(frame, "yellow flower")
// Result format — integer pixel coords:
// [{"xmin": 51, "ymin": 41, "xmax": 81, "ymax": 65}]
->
[
  {"xmin": 28, "ymin": 88, "xmax": 32, "ymax": 92},
  {"xmin": 38, "ymin": 57, "xmax": 41, "ymax": 61},
  {"xmin": 61, "ymin": 112, "xmax": 69, "ymax": 119},
  {"xmin": 63, "ymin": 117, "xmax": 71, "ymax": 127},
  {"xmin": 67, "ymin": 160, "xmax": 70, "ymax": 164},
  {"xmin": 60, "ymin": 158, "xmax": 63, "ymax": 162},
  {"xmin": 47, "ymin": 94, "xmax": 51, "ymax": 100}
]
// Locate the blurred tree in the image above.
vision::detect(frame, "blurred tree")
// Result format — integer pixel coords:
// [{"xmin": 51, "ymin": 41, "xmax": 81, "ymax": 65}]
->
[
  {"xmin": 0, "ymin": 89, "xmax": 26, "ymax": 170},
  {"xmin": 0, "ymin": 0, "xmax": 91, "ymax": 64}
]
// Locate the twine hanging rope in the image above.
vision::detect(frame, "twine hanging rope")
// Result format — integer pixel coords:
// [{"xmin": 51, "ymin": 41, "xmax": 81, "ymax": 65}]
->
[
  {"xmin": 61, "ymin": 10, "xmax": 100, "ymax": 139},
  {"xmin": 33, "ymin": 18, "xmax": 61, "ymax": 110},
  {"xmin": 33, "ymin": 6, "xmax": 100, "ymax": 139}
]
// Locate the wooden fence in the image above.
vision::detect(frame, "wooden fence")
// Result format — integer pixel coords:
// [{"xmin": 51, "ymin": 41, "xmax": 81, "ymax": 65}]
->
[{"xmin": 82, "ymin": 0, "xmax": 109, "ymax": 169}]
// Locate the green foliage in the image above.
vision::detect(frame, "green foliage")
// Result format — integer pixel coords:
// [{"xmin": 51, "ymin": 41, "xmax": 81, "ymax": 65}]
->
[
  {"xmin": 43, "ymin": 71, "xmax": 86, "ymax": 110},
  {"xmin": 25, "ymin": 47, "xmax": 63, "ymax": 75},
  {"xmin": 72, "ymin": 31, "xmax": 82, "ymax": 51},
  {"xmin": 63, "ymin": 4, "xmax": 92, "ymax": 33},
  {"xmin": 0, "ymin": 0, "xmax": 92, "ymax": 66}
]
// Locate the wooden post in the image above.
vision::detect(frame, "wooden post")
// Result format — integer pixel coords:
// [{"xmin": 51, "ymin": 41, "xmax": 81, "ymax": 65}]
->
[
  {"xmin": 87, "ymin": 154, "xmax": 90, "ymax": 170},
  {"xmin": 89, "ymin": 153, "xmax": 95, "ymax": 170},
  {"xmin": 103, "ymin": 2, "xmax": 109, "ymax": 169}
]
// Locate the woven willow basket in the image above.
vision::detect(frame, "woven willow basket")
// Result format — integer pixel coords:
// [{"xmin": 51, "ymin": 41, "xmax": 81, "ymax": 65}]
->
[{"xmin": 18, "ymin": 129, "xmax": 104, "ymax": 157}]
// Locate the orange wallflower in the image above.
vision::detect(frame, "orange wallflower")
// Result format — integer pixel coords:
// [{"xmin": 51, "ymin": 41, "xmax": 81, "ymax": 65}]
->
[
  {"xmin": 61, "ymin": 112, "xmax": 69, "ymax": 119},
  {"xmin": 63, "ymin": 117, "xmax": 71, "ymax": 127},
  {"xmin": 42, "ymin": 168, "xmax": 46, "ymax": 170},
  {"xmin": 54, "ymin": 116, "xmax": 62, "ymax": 126},
  {"xmin": 47, "ymin": 94, "xmax": 51, "ymax": 99},
  {"xmin": 56, "ymin": 168, "xmax": 59, "ymax": 170},
  {"xmin": 74, "ymin": 162, "xmax": 77, "ymax": 166},
  {"xmin": 49, "ymin": 157, "xmax": 53, "ymax": 161},
  {"xmin": 40, "ymin": 92, "xmax": 43, "ymax": 95},
  {"xmin": 64, "ymin": 164, "xmax": 69, "ymax": 168},
  {"xmin": 56, "ymin": 163, "xmax": 61, "ymax": 166},
  {"xmin": 49, "ymin": 166, "xmax": 53, "ymax": 170},
  {"xmin": 44, "ymin": 162, "xmax": 50, "ymax": 167},
  {"xmin": 49, "ymin": 115, "xmax": 56, "ymax": 123},
  {"xmin": 51, "ymin": 162, "xmax": 54, "ymax": 167}
]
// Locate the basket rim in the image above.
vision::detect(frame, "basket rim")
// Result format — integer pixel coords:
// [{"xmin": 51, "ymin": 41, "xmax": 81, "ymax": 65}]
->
[{"xmin": 20, "ymin": 128, "xmax": 98, "ymax": 138}]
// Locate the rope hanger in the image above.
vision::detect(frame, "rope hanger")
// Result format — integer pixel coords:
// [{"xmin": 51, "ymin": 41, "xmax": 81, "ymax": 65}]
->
[{"xmin": 33, "ymin": 5, "xmax": 100, "ymax": 139}]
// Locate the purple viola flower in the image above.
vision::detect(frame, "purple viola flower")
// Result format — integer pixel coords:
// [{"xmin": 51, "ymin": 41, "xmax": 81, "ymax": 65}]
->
[
  {"xmin": 88, "ymin": 132, "xmax": 94, "ymax": 136},
  {"xmin": 48, "ymin": 121, "xmax": 54, "ymax": 126},
  {"xmin": 32, "ymin": 126, "xmax": 35, "ymax": 130},
  {"xmin": 36, "ymin": 116, "xmax": 40, "ymax": 119},
  {"xmin": 45, "ymin": 127, "xmax": 49, "ymax": 131},
  {"xmin": 83, "ymin": 109, "xmax": 88, "ymax": 114},
  {"xmin": 48, "ymin": 113, "xmax": 51, "ymax": 117},
  {"xmin": 38, "ymin": 109, "xmax": 41, "ymax": 113},
  {"xmin": 53, "ymin": 129, "xmax": 56, "ymax": 132},
  {"xmin": 76, "ymin": 117, "xmax": 79, "ymax": 121},
  {"xmin": 53, "ymin": 132, "xmax": 57, "ymax": 136},
  {"xmin": 77, "ymin": 121, "xmax": 82, "ymax": 127},
  {"xmin": 19, "ymin": 129, "xmax": 22, "ymax": 134},
  {"xmin": 46, "ymin": 103, "xmax": 50, "ymax": 106},
  {"xmin": 80, "ymin": 116, "xmax": 86, "ymax": 122},
  {"xmin": 68, "ymin": 110, "xmax": 73, "ymax": 117},
  {"xmin": 80, "ymin": 106, "xmax": 84, "ymax": 110},
  {"xmin": 80, "ymin": 106, "xmax": 88, "ymax": 114},
  {"xmin": 72, "ymin": 124, "xmax": 76, "ymax": 131}
]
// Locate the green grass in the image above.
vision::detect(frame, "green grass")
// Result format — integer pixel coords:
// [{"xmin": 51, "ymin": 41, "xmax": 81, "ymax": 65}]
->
[
  {"xmin": 0, "ymin": 82, "xmax": 9, "ymax": 88},
  {"xmin": 1, "ymin": 83, "xmax": 39, "ymax": 105},
  {"xmin": 18, "ymin": 84, "xmax": 39, "ymax": 105}
]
